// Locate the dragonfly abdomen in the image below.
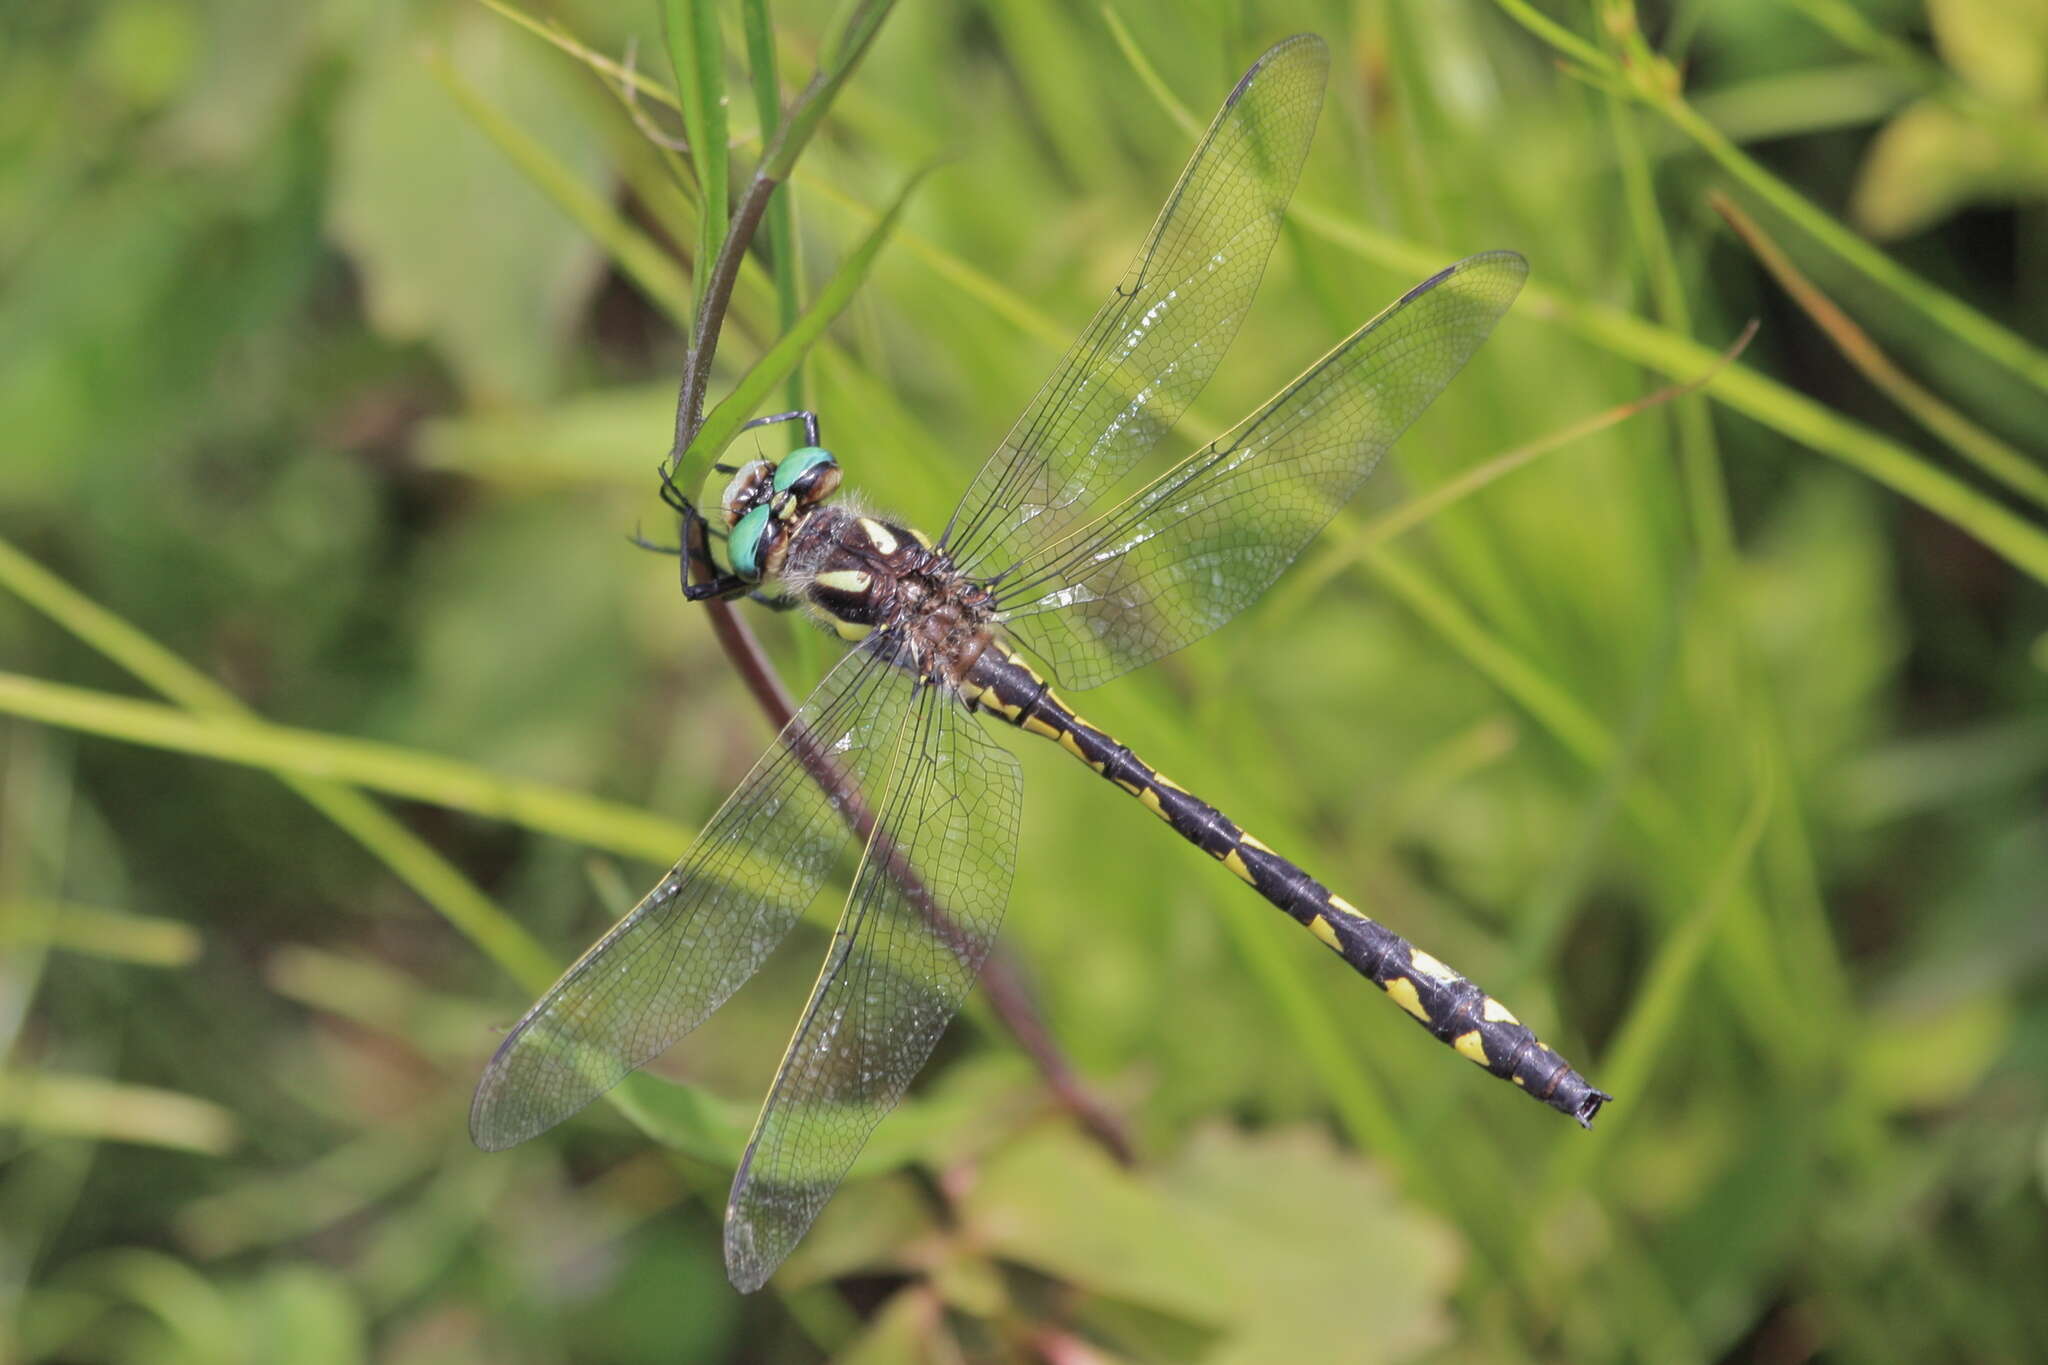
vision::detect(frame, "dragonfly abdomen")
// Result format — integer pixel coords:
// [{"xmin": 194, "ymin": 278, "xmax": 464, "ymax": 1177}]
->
[{"xmin": 960, "ymin": 640, "xmax": 1610, "ymax": 1127}]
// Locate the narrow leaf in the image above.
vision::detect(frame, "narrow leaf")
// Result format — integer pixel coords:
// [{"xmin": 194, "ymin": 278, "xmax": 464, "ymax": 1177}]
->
[
  {"xmin": 426, "ymin": 50, "xmax": 692, "ymax": 326},
  {"xmin": 765, "ymin": 0, "xmax": 895, "ymax": 180},
  {"xmin": 0, "ymin": 670, "xmax": 690, "ymax": 864},
  {"xmin": 681, "ymin": 168, "xmax": 927, "ymax": 478},
  {"xmin": 743, "ymin": 0, "xmax": 804, "ymax": 409},
  {"xmin": 664, "ymin": 0, "xmax": 730, "ymax": 316}
]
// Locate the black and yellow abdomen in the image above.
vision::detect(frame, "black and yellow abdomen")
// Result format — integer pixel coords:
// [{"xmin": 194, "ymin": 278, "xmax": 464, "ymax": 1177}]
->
[{"xmin": 960, "ymin": 639, "xmax": 1609, "ymax": 1125}]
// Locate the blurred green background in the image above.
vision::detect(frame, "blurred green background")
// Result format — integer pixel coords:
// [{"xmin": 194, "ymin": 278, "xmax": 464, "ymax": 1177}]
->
[{"xmin": 5, "ymin": 0, "xmax": 2048, "ymax": 1360}]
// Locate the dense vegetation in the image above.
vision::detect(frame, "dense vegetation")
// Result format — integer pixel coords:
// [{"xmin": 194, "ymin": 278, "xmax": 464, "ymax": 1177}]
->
[{"xmin": 5, "ymin": 1, "xmax": 2045, "ymax": 1360}]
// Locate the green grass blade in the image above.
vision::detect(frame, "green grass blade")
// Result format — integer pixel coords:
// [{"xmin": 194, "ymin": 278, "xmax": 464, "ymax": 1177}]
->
[
  {"xmin": 0, "ymin": 535, "xmax": 559, "ymax": 995},
  {"xmin": 1490, "ymin": 0, "xmax": 1609, "ymax": 69},
  {"xmin": 0, "ymin": 671, "xmax": 690, "ymax": 865},
  {"xmin": 663, "ymin": 0, "xmax": 729, "ymax": 318},
  {"xmin": 1498, "ymin": 0, "xmax": 2048, "ymax": 396},
  {"xmin": 793, "ymin": 169, "xmax": 1070, "ymax": 349},
  {"xmin": 1663, "ymin": 93, "xmax": 2048, "ymax": 393},
  {"xmin": 426, "ymin": 50, "xmax": 692, "ymax": 328},
  {"xmin": 1269, "ymin": 336, "xmax": 1752, "ymax": 622},
  {"xmin": 1363, "ymin": 544, "xmax": 1619, "ymax": 771},
  {"xmin": 1099, "ymin": 3, "xmax": 1200, "ymax": 135},
  {"xmin": 0, "ymin": 1072, "xmax": 239, "ymax": 1155},
  {"xmin": 764, "ymin": 0, "xmax": 895, "ymax": 181},
  {"xmin": 682, "ymin": 167, "xmax": 927, "ymax": 473},
  {"xmin": 1289, "ymin": 204, "xmax": 2048, "ymax": 587},
  {"xmin": 742, "ymin": 0, "xmax": 804, "ymax": 411},
  {"xmin": 1529, "ymin": 283, "xmax": 2048, "ymax": 586},
  {"xmin": 0, "ymin": 901, "xmax": 202, "ymax": 967},
  {"xmin": 476, "ymin": 0, "xmax": 681, "ymax": 110},
  {"xmin": 1715, "ymin": 191, "xmax": 2048, "ymax": 510}
]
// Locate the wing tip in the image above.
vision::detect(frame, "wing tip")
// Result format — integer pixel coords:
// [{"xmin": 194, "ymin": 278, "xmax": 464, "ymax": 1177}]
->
[
  {"xmin": 467, "ymin": 1073, "xmax": 527, "ymax": 1153},
  {"xmin": 1229, "ymin": 33, "xmax": 1330, "ymax": 106},
  {"xmin": 723, "ymin": 1234, "xmax": 775, "ymax": 1295},
  {"xmin": 1395, "ymin": 249, "xmax": 1531, "ymax": 309}
]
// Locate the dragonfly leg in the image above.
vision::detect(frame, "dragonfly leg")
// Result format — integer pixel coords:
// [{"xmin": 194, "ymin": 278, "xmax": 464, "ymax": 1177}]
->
[
  {"xmin": 737, "ymin": 409, "xmax": 823, "ymax": 446},
  {"xmin": 647, "ymin": 461, "xmax": 749, "ymax": 599},
  {"xmin": 657, "ymin": 462, "xmax": 695, "ymax": 518},
  {"xmin": 640, "ymin": 506, "xmax": 796, "ymax": 606},
  {"xmin": 627, "ymin": 527, "xmax": 682, "ymax": 556},
  {"xmin": 683, "ymin": 572, "xmax": 753, "ymax": 602}
]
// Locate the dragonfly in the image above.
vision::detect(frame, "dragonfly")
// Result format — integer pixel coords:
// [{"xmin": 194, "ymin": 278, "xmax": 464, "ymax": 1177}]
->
[{"xmin": 471, "ymin": 33, "xmax": 1608, "ymax": 1293}]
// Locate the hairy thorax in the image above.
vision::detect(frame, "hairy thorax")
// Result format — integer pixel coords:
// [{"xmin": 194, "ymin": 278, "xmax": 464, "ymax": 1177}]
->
[{"xmin": 780, "ymin": 506, "xmax": 999, "ymax": 687}]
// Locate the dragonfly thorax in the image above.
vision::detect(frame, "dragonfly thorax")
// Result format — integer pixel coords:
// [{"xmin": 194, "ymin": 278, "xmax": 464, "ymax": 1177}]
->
[{"xmin": 782, "ymin": 505, "xmax": 998, "ymax": 675}]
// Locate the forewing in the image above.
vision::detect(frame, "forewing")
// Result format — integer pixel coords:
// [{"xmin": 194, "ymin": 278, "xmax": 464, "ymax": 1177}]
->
[
  {"xmin": 991, "ymin": 252, "xmax": 1528, "ymax": 690},
  {"xmin": 470, "ymin": 639, "xmax": 915, "ymax": 1152},
  {"xmin": 723, "ymin": 683, "xmax": 1021, "ymax": 1292},
  {"xmin": 941, "ymin": 35, "xmax": 1327, "ymax": 577}
]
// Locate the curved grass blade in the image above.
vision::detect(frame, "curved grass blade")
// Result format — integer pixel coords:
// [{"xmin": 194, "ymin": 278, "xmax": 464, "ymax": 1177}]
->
[
  {"xmin": 427, "ymin": 52, "xmax": 692, "ymax": 326},
  {"xmin": 1713, "ymin": 192, "xmax": 2048, "ymax": 511},
  {"xmin": 0, "ymin": 670, "xmax": 688, "ymax": 865},
  {"xmin": 680, "ymin": 167, "xmax": 928, "ymax": 477},
  {"xmin": 0, "ymin": 536, "xmax": 560, "ymax": 995},
  {"xmin": 1492, "ymin": 0, "xmax": 2048, "ymax": 396},
  {"xmin": 663, "ymin": 0, "xmax": 728, "ymax": 318}
]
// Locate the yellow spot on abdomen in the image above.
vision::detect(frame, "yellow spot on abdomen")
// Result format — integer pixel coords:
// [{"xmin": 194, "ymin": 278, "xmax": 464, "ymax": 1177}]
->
[
  {"xmin": 1240, "ymin": 832, "xmax": 1274, "ymax": 854},
  {"xmin": 1453, "ymin": 1031, "xmax": 1489, "ymax": 1066},
  {"xmin": 1224, "ymin": 848, "xmax": 1254, "ymax": 884},
  {"xmin": 1328, "ymin": 895, "xmax": 1369, "ymax": 920},
  {"xmin": 1481, "ymin": 997, "xmax": 1520, "ymax": 1025},
  {"xmin": 1309, "ymin": 916, "xmax": 1342, "ymax": 950},
  {"xmin": 1057, "ymin": 729, "xmax": 1087, "ymax": 760},
  {"xmin": 815, "ymin": 569, "xmax": 872, "ymax": 594},
  {"xmin": 1384, "ymin": 976, "xmax": 1430, "ymax": 1022},
  {"xmin": 858, "ymin": 518, "xmax": 898, "ymax": 554},
  {"xmin": 1020, "ymin": 713, "xmax": 1062, "ymax": 739},
  {"xmin": 830, "ymin": 618, "xmax": 873, "ymax": 642},
  {"xmin": 1408, "ymin": 949, "xmax": 1459, "ymax": 984}
]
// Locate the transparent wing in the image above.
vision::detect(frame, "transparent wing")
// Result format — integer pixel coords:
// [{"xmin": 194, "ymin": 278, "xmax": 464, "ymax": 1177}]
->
[
  {"xmin": 990, "ymin": 252, "xmax": 1528, "ymax": 690},
  {"xmin": 940, "ymin": 34, "xmax": 1328, "ymax": 577},
  {"xmin": 723, "ymin": 683, "xmax": 1021, "ymax": 1292},
  {"xmin": 470, "ymin": 638, "xmax": 916, "ymax": 1152}
]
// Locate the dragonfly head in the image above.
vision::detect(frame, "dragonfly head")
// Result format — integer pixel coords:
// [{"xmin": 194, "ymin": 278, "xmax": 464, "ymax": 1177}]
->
[{"xmin": 719, "ymin": 447, "xmax": 841, "ymax": 583}]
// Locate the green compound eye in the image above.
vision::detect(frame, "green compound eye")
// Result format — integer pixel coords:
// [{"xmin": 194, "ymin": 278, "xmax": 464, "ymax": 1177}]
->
[
  {"xmin": 727, "ymin": 504, "xmax": 773, "ymax": 581},
  {"xmin": 772, "ymin": 446, "xmax": 839, "ymax": 498}
]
